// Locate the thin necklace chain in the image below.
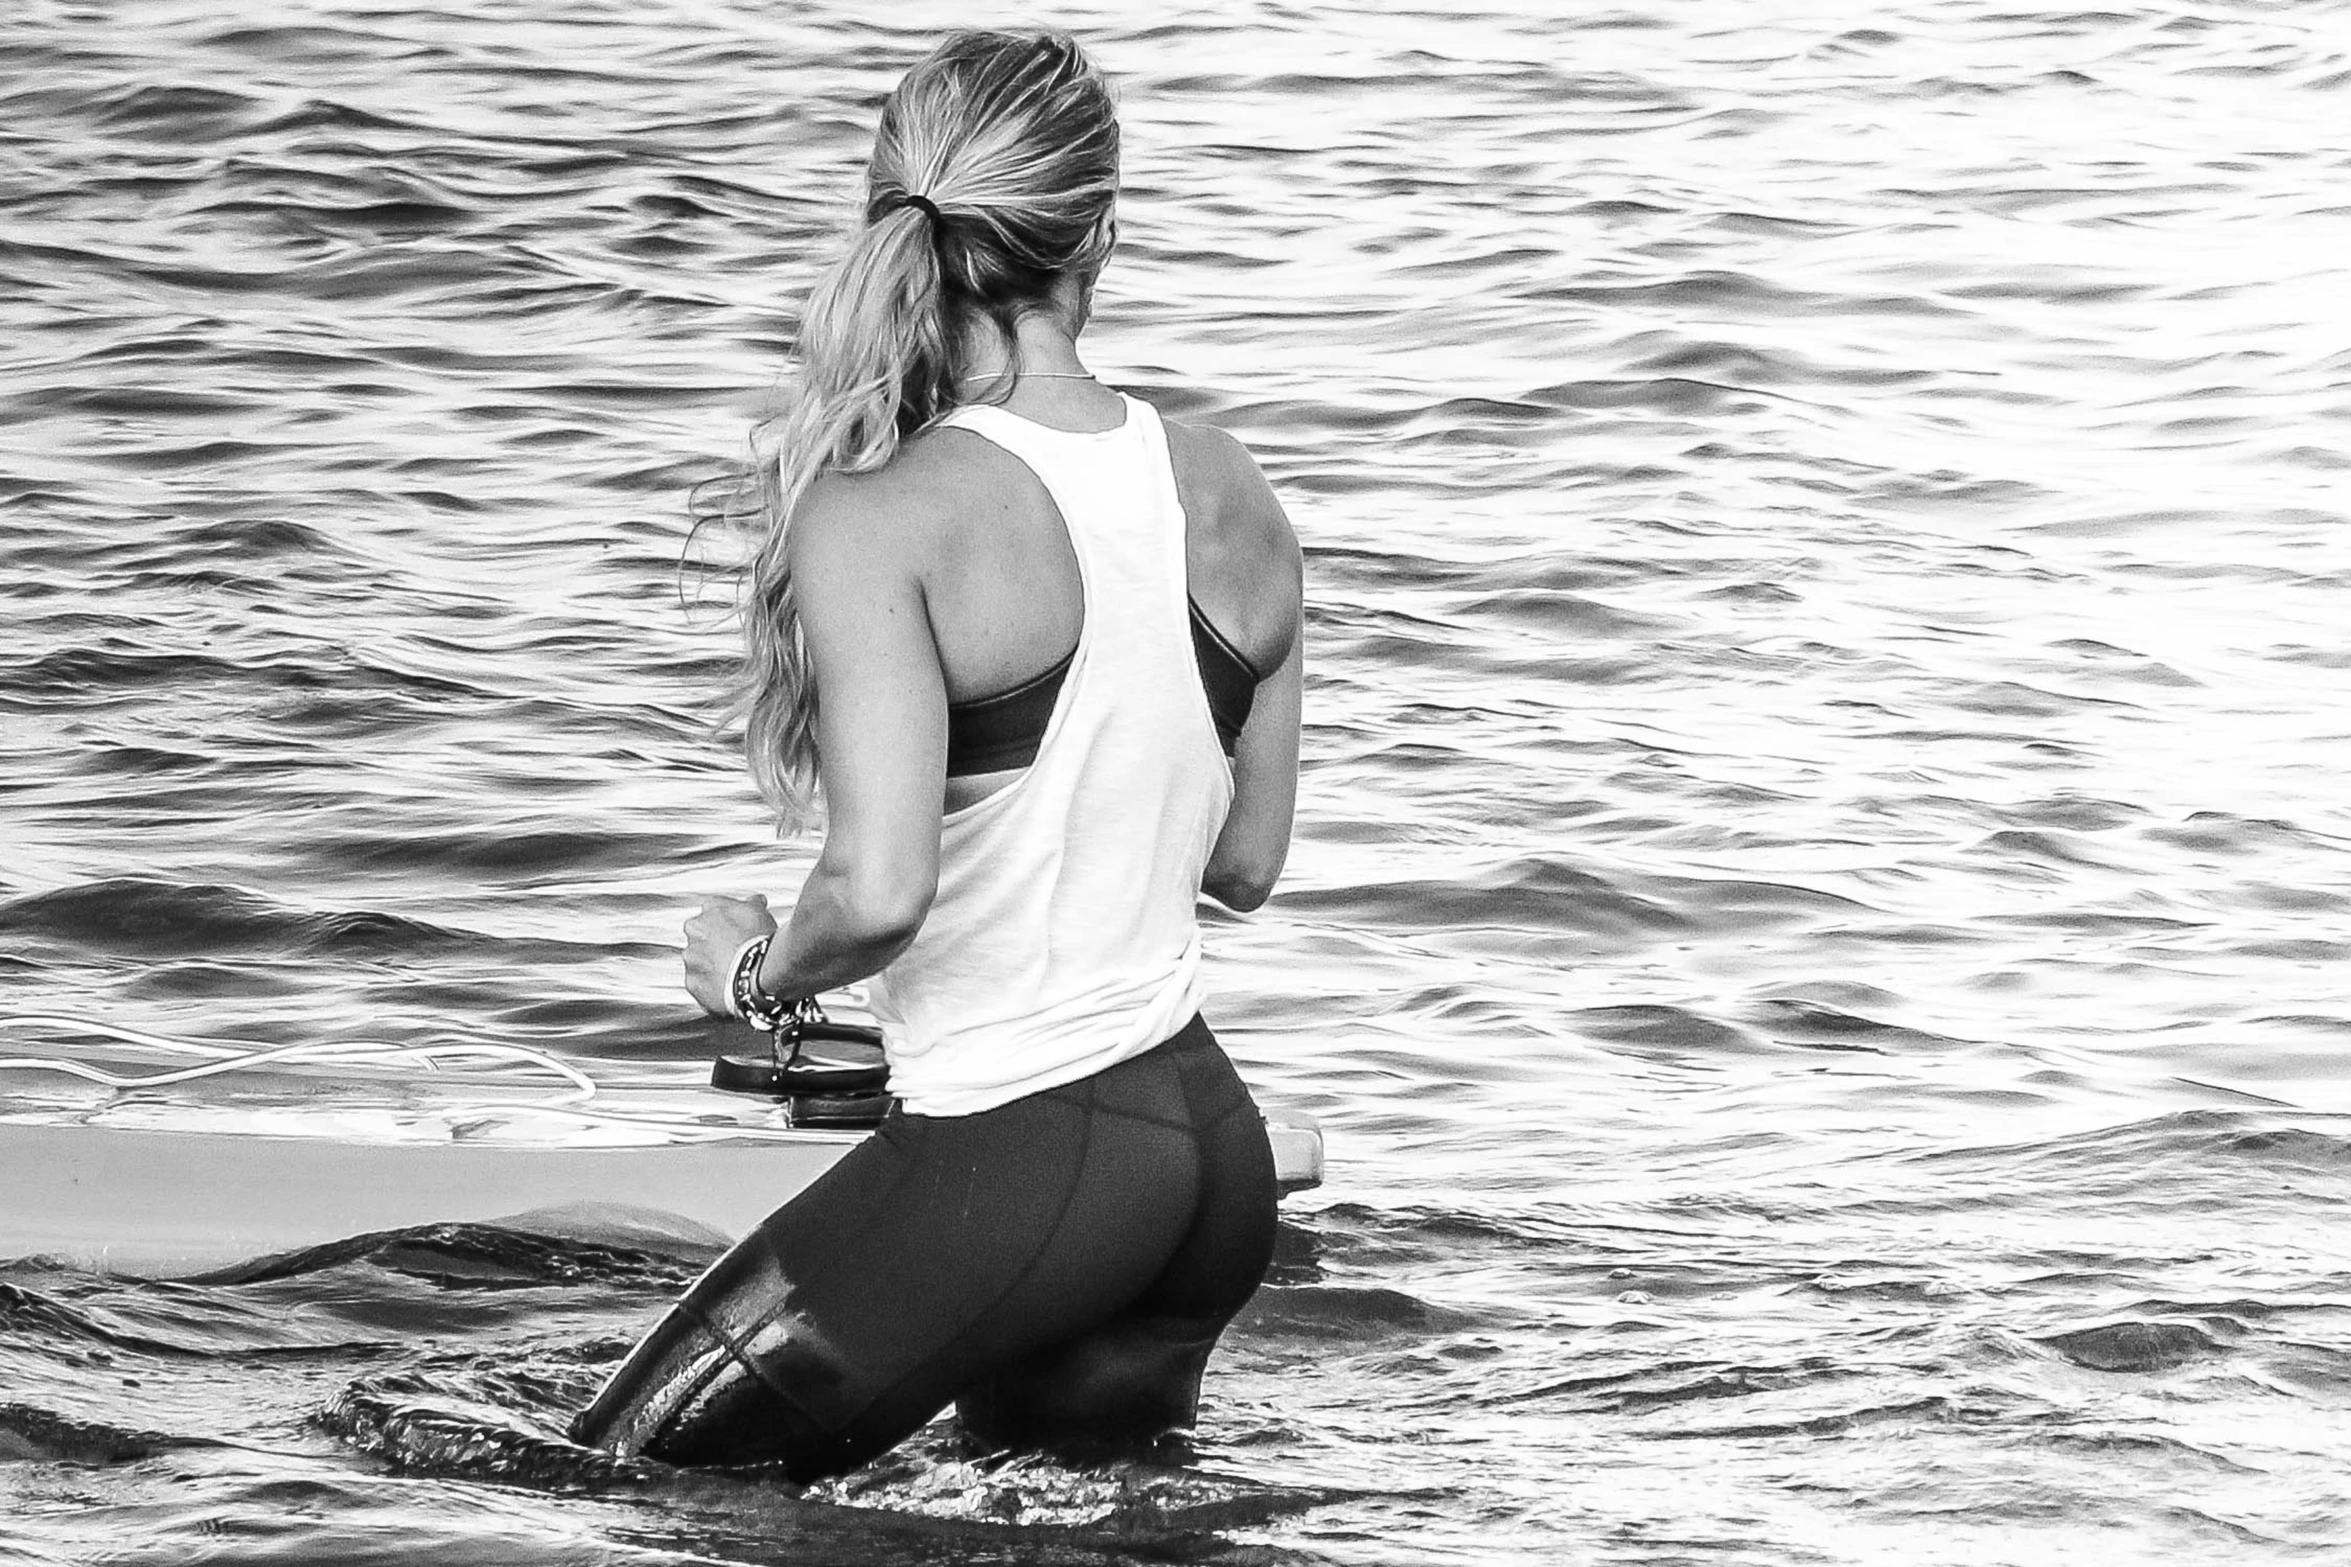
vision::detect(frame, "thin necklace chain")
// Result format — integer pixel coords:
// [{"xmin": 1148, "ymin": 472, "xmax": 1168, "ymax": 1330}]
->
[{"xmin": 957, "ymin": 370, "xmax": 1096, "ymax": 382}]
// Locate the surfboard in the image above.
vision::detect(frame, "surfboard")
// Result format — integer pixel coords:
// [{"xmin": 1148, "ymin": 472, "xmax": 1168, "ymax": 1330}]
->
[{"xmin": 0, "ymin": 1028, "xmax": 1324, "ymax": 1277}]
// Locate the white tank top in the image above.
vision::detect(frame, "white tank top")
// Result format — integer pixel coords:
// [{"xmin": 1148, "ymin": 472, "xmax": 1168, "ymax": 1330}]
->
[{"xmin": 867, "ymin": 394, "xmax": 1234, "ymax": 1116}]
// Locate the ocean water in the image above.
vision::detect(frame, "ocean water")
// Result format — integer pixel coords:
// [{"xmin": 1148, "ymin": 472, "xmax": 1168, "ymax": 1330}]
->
[{"xmin": 5, "ymin": 0, "xmax": 2351, "ymax": 1560}]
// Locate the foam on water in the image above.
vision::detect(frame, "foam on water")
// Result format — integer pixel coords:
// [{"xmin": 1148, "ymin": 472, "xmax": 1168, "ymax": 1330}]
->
[{"xmin": 5, "ymin": 0, "xmax": 2351, "ymax": 1561}]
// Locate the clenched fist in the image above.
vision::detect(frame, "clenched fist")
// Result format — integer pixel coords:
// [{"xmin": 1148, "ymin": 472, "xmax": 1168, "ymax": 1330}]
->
[{"xmin": 683, "ymin": 894, "xmax": 781, "ymax": 1017}]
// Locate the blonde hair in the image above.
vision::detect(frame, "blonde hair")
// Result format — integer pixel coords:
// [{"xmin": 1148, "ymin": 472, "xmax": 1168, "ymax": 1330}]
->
[{"xmin": 714, "ymin": 31, "xmax": 1120, "ymax": 826}]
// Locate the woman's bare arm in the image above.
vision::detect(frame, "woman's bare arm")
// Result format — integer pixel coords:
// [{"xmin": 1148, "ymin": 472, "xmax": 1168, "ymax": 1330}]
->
[
  {"xmin": 1193, "ymin": 432, "xmax": 1303, "ymax": 912},
  {"xmin": 681, "ymin": 471, "xmax": 949, "ymax": 1013},
  {"xmin": 760, "ymin": 475, "xmax": 947, "ymax": 993},
  {"xmin": 1203, "ymin": 610, "xmax": 1301, "ymax": 911}
]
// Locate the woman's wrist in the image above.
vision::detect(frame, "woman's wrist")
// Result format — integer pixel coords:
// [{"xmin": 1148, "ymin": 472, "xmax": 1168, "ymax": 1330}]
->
[{"xmin": 727, "ymin": 933, "xmax": 799, "ymax": 1032}]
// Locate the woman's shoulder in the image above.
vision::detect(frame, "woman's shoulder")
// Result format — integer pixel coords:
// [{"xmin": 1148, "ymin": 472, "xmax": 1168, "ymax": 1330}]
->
[
  {"xmin": 806, "ymin": 423, "xmax": 1023, "ymax": 505},
  {"xmin": 1161, "ymin": 414, "xmax": 1267, "ymax": 498},
  {"xmin": 1160, "ymin": 414, "xmax": 1295, "ymax": 564},
  {"xmin": 1160, "ymin": 414, "xmax": 1300, "ymax": 667},
  {"xmin": 791, "ymin": 425, "xmax": 1030, "ymax": 558}
]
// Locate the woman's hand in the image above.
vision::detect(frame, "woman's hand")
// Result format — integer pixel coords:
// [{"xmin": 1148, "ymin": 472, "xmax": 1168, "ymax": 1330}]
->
[{"xmin": 683, "ymin": 894, "xmax": 780, "ymax": 1016}]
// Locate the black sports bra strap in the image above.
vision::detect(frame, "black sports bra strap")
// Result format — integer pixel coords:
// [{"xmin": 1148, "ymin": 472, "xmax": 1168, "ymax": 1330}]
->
[{"xmin": 942, "ymin": 600, "xmax": 1262, "ymax": 777}]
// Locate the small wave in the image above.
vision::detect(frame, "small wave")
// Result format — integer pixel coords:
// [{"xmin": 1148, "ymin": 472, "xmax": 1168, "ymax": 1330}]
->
[
  {"xmin": 73, "ymin": 437, "xmax": 288, "ymax": 473},
  {"xmin": 70, "ymin": 742, "xmax": 218, "ymax": 777},
  {"xmin": 325, "ymin": 1380, "xmax": 636, "ymax": 1491},
  {"xmin": 1978, "ymin": 908, "xmax": 2206, "ymax": 936},
  {"xmin": 2038, "ymin": 643, "xmax": 2202, "ymax": 690},
  {"xmin": 1614, "ymin": 333, "xmax": 1799, "ymax": 383},
  {"xmin": 305, "ymin": 826, "xmax": 676, "ymax": 879},
  {"xmin": 1281, "ymin": 856, "xmax": 1687, "ymax": 939},
  {"xmin": 2214, "ymin": 1123, "xmax": 2351, "ymax": 1170},
  {"xmin": 0, "ymin": 1401, "xmax": 192, "ymax": 1465},
  {"xmin": 1974, "ymin": 828, "xmax": 2136, "ymax": 871},
  {"xmin": 815, "ymin": 1444, "xmax": 1341, "ymax": 1537},
  {"xmin": 1444, "ymin": 587, "xmax": 1676, "ymax": 638},
  {"xmin": 0, "ymin": 646, "xmax": 251, "ymax": 699},
  {"xmin": 2002, "ymin": 794, "xmax": 2150, "ymax": 833},
  {"xmin": 200, "ymin": 23, "xmax": 397, "ymax": 62},
  {"xmin": 329, "ymin": 1368, "xmax": 1340, "ymax": 1542},
  {"xmin": 1526, "ymin": 269, "xmax": 1834, "ymax": 314},
  {"xmin": 88, "ymin": 83, "xmax": 263, "ymax": 136},
  {"xmin": 2023, "ymin": 1427, "xmax": 2267, "ymax": 1471},
  {"xmin": 301, "ymin": 198, "xmax": 478, "ymax": 236},
  {"xmin": 1698, "ymin": 580, "xmax": 1801, "ymax": 604},
  {"xmin": 2142, "ymin": 810, "xmax": 2315, "ymax": 855},
  {"xmin": 1237, "ymin": 1283, "xmax": 1463, "ymax": 1343},
  {"xmin": 1752, "ymin": 999, "xmax": 1964, "ymax": 1053},
  {"xmin": 1912, "ymin": 1109, "xmax": 2351, "ymax": 1181},
  {"xmin": 1638, "ymin": 1393, "xmax": 1957, "ymax": 1442},
  {"xmin": 2034, "ymin": 1318, "xmax": 2234, "ymax": 1373},
  {"xmin": 2269, "ymin": 642, "xmax": 2351, "ymax": 669},
  {"xmin": 1571, "ymin": 1004, "xmax": 1772, "ymax": 1056},
  {"xmin": 0, "ymin": 1281, "xmax": 205, "ymax": 1358},
  {"xmin": 177, "ymin": 516, "xmax": 330, "ymax": 558},
  {"xmin": 34, "ymin": 386, "xmax": 266, "ymax": 418},
  {"xmin": 1305, "ymin": 1201, "xmax": 1582, "ymax": 1253},
  {"xmin": 245, "ymin": 97, "xmax": 430, "ymax": 136},
  {"xmin": 272, "ymin": 246, "xmax": 533, "ymax": 304},
  {"xmin": 192, "ymin": 1222, "xmax": 703, "ymax": 1290},
  {"xmin": 0, "ymin": 1273, "xmax": 404, "ymax": 1360},
  {"xmin": 0, "ymin": 878, "xmax": 465, "ymax": 960},
  {"xmin": 1948, "ymin": 680, "xmax": 2139, "ymax": 720},
  {"xmin": 1524, "ymin": 375, "xmax": 1774, "ymax": 415},
  {"xmin": 1660, "ymin": 874, "xmax": 1871, "ymax": 928},
  {"xmin": 1457, "ymin": 552, "xmax": 1655, "ymax": 594},
  {"xmin": 2119, "ymin": 1296, "xmax": 2280, "ymax": 1323},
  {"xmin": 1800, "ymin": 1272, "xmax": 1967, "ymax": 1303},
  {"xmin": 1484, "ymin": 1352, "xmax": 1857, "ymax": 1413}
]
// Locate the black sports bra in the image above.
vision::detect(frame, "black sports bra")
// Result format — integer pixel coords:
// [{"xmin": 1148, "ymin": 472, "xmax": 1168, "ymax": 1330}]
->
[{"xmin": 945, "ymin": 600, "xmax": 1264, "ymax": 777}]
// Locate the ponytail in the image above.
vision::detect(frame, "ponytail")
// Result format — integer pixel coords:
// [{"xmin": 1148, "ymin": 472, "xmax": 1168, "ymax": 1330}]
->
[
  {"xmin": 736, "ymin": 207, "xmax": 948, "ymax": 818},
  {"xmin": 710, "ymin": 31, "xmax": 1119, "ymax": 828}
]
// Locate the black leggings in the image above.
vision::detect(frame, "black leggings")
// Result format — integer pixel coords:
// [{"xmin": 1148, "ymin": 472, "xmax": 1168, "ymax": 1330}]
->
[{"xmin": 571, "ymin": 1015, "xmax": 1277, "ymax": 1481}]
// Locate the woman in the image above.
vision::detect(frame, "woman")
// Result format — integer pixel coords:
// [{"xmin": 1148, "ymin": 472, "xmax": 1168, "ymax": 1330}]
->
[{"xmin": 571, "ymin": 31, "xmax": 1304, "ymax": 1481}]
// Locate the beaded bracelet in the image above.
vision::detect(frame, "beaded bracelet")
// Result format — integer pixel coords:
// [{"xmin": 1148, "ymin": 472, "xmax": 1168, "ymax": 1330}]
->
[{"xmin": 727, "ymin": 933, "xmax": 803, "ymax": 1035}]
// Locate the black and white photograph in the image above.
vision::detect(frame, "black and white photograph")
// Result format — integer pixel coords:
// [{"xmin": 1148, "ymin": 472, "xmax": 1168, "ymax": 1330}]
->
[{"xmin": 2, "ymin": 1, "xmax": 2346, "ymax": 1561}]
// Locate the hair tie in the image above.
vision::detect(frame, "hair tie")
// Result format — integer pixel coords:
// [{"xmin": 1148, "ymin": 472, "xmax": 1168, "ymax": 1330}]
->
[{"xmin": 896, "ymin": 192, "xmax": 942, "ymax": 223}]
